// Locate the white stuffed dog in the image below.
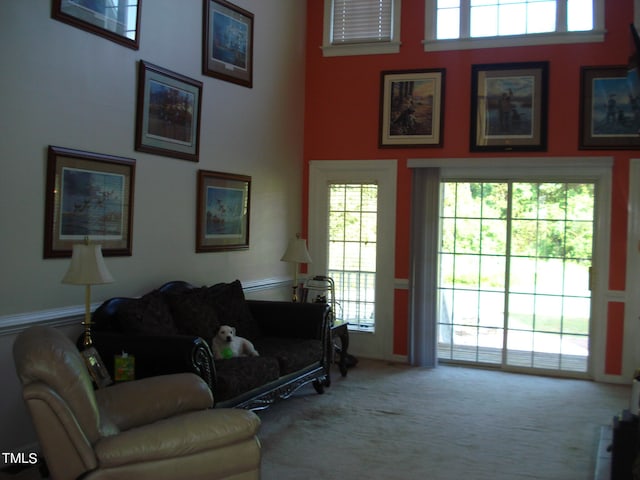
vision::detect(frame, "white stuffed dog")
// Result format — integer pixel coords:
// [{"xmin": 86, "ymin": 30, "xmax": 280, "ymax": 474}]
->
[{"xmin": 212, "ymin": 325, "xmax": 259, "ymax": 360}]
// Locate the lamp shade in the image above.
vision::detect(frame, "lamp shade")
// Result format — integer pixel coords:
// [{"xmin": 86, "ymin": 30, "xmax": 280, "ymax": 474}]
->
[
  {"xmin": 62, "ymin": 243, "xmax": 114, "ymax": 285},
  {"xmin": 280, "ymin": 237, "xmax": 312, "ymax": 264}
]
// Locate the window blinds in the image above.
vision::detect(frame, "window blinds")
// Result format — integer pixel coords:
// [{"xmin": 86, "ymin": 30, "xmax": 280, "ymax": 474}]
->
[{"xmin": 331, "ymin": 0, "xmax": 393, "ymax": 44}]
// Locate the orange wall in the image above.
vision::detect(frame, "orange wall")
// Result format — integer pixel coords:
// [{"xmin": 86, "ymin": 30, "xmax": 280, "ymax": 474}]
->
[{"xmin": 304, "ymin": 0, "xmax": 633, "ymax": 367}]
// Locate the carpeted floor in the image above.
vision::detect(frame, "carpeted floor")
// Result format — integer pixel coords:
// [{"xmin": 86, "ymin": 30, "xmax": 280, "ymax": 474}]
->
[
  {"xmin": 257, "ymin": 359, "xmax": 629, "ymax": 480},
  {"xmin": 1, "ymin": 359, "xmax": 629, "ymax": 479}
]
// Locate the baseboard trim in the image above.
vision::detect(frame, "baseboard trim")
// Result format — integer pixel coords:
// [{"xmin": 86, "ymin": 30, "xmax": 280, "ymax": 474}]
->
[{"xmin": 595, "ymin": 425, "xmax": 612, "ymax": 480}]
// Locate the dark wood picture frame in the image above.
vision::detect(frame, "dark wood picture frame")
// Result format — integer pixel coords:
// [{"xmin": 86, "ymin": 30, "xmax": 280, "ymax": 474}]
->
[
  {"xmin": 202, "ymin": 0, "xmax": 254, "ymax": 88},
  {"xmin": 470, "ymin": 61, "xmax": 549, "ymax": 152},
  {"xmin": 135, "ymin": 61, "xmax": 203, "ymax": 162},
  {"xmin": 579, "ymin": 65, "xmax": 640, "ymax": 149},
  {"xmin": 81, "ymin": 347, "xmax": 113, "ymax": 389},
  {"xmin": 51, "ymin": 0, "xmax": 141, "ymax": 50},
  {"xmin": 196, "ymin": 170, "xmax": 251, "ymax": 252},
  {"xmin": 44, "ymin": 146, "xmax": 135, "ymax": 258},
  {"xmin": 379, "ymin": 69, "xmax": 446, "ymax": 148}
]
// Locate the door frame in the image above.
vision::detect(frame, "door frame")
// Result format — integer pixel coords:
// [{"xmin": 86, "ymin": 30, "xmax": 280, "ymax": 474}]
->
[
  {"xmin": 308, "ymin": 160, "xmax": 397, "ymax": 361},
  {"xmin": 408, "ymin": 156, "xmax": 613, "ymax": 380},
  {"xmin": 627, "ymin": 159, "xmax": 640, "ymax": 380}
]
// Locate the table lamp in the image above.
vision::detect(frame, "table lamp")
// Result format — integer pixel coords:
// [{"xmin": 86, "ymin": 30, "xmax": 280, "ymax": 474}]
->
[
  {"xmin": 280, "ymin": 233, "xmax": 312, "ymax": 302},
  {"xmin": 62, "ymin": 239, "xmax": 114, "ymax": 349}
]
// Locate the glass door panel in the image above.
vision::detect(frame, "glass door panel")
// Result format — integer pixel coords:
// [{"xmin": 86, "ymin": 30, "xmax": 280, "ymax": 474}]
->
[{"xmin": 438, "ymin": 181, "xmax": 594, "ymax": 375}]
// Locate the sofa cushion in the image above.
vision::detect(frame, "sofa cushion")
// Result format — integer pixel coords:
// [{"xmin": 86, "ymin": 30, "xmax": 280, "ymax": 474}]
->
[
  {"xmin": 117, "ymin": 290, "xmax": 178, "ymax": 336},
  {"xmin": 214, "ymin": 356, "xmax": 280, "ymax": 402},
  {"xmin": 207, "ymin": 280, "xmax": 262, "ymax": 341},
  {"xmin": 164, "ymin": 287, "xmax": 220, "ymax": 341},
  {"xmin": 252, "ymin": 337, "xmax": 323, "ymax": 375}
]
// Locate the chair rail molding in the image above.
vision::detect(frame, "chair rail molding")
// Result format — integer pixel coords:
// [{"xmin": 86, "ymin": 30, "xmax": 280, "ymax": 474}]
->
[{"xmin": 0, "ymin": 276, "xmax": 292, "ymax": 337}]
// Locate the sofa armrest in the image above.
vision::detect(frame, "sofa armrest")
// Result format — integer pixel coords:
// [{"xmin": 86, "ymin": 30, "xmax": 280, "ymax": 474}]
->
[
  {"xmin": 246, "ymin": 300, "xmax": 330, "ymax": 339},
  {"xmin": 89, "ymin": 332, "xmax": 216, "ymax": 392},
  {"xmin": 96, "ymin": 373, "xmax": 213, "ymax": 431}
]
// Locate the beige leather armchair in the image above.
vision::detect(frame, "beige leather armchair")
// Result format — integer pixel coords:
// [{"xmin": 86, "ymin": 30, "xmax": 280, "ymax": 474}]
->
[{"xmin": 13, "ymin": 325, "xmax": 261, "ymax": 480}]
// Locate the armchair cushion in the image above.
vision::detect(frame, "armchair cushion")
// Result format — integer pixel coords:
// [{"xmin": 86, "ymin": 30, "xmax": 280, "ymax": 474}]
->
[{"xmin": 96, "ymin": 373, "xmax": 213, "ymax": 431}]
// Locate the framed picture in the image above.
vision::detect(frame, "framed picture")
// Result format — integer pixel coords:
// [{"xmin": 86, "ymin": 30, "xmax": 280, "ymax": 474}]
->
[
  {"xmin": 579, "ymin": 65, "xmax": 640, "ymax": 149},
  {"xmin": 470, "ymin": 62, "xmax": 549, "ymax": 152},
  {"xmin": 44, "ymin": 146, "xmax": 135, "ymax": 258},
  {"xmin": 203, "ymin": 0, "xmax": 254, "ymax": 88},
  {"xmin": 196, "ymin": 170, "xmax": 251, "ymax": 252},
  {"xmin": 135, "ymin": 61, "xmax": 203, "ymax": 162},
  {"xmin": 379, "ymin": 69, "xmax": 445, "ymax": 147},
  {"xmin": 52, "ymin": 0, "xmax": 141, "ymax": 50},
  {"xmin": 81, "ymin": 347, "xmax": 113, "ymax": 389}
]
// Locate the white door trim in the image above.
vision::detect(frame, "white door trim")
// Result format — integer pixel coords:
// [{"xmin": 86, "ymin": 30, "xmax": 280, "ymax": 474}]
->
[
  {"xmin": 308, "ymin": 160, "xmax": 397, "ymax": 360},
  {"xmin": 626, "ymin": 159, "xmax": 640, "ymax": 379}
]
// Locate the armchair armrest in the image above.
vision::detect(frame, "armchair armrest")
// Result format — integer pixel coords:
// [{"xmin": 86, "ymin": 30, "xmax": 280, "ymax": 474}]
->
[
  {"xmin": 96, "ymin": 373, "xmax": 213, "ymax": 431},
  {"xmin": 89, "ymin": 332, "xmax": 216, "ymax": 391},
  {"xmin": 246, "ymin": 300, "xmax": 330, "ymax": 339},
  {"xmin": 94, "ymin": 409, "xmax": 261, "ymax": 469}
]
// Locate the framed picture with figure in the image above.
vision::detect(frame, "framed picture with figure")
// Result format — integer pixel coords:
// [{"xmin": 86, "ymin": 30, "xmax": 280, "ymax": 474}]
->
[
  {"xmin": 470, "ymin": 62, "xmax": 548, "ymax": 152},
  {"xmin": 579, "ymin": 65, "xmax": 640, "ymax": 149},
  {"xmin": 379, "ymin": 69, "xmax": 445, "ymax": 147}
]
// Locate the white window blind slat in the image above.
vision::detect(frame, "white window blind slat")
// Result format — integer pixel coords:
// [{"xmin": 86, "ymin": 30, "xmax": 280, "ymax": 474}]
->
[{"xmin": 332, "ymin": 0, "xmax": 393, "ymax": 44}]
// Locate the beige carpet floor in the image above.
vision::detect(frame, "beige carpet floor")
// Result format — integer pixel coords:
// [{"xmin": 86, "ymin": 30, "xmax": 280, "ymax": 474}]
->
[
  {"xmin": 1, "ymin": 359, "xmax": 630, "ymax": 479},
  {"xmin": 256, "ymin": 359, "xmax": 630, "ymax": 480}
]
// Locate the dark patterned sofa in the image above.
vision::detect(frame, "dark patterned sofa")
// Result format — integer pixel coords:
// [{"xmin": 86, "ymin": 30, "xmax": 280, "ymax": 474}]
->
[{"xmin": 88, "ymin": 280, "xmax": 332, "ymax": 410}]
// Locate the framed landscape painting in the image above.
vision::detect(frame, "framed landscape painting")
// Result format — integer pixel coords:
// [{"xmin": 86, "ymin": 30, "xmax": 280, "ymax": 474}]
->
[
  {"xmin": 196, "ymin": 170, "xmax": 251, "ymax": 252},
  {"xmin": 379, "ymin": 69, "xmax": 445, "ymax": 147},
  {"xmin": 470, "ymin": 62, "xmax": 548, "ymax": 152},
  {"xmin": 135, "ymin": 61, "xmax": 202, "ymax": 162},
  {"xmin": 44, "ymin": 146, "xmax": 135, "ymax": 258},
  {"xmin": 579, "ymin": 65, "xmax": 640, "ymax": 149},
  {"xmin": 203, "ymin": 0, "xmax": 254, "ymax": 88}
]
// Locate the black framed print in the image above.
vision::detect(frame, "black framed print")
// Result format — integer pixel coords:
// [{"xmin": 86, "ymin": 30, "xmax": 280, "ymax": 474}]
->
[
  {"xmin": 470, "ymin": 62, "xmax": 549, "ymax": 152},
  {"xmin": 579, "ymin": 65, "xmax": 640, "ymax": 149}
]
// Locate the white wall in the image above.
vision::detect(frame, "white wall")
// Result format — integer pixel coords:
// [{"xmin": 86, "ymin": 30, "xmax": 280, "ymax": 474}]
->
[{"xmin": 0, "ymin": 0, "xmax": 307, "ymax": 454}]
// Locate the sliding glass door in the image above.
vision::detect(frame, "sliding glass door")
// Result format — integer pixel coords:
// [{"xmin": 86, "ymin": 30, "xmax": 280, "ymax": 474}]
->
[{"xmin": 438, "ymin": 181, "xmax": 594, "ymax": 375}]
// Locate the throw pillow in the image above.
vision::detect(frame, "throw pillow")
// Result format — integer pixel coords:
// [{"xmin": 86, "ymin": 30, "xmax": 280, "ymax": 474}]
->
[
  {"xmin": 119, "ymin": 290, "xmax": 178, "ymax": 336},
  {"xmin": 165, "ymin": 287, "xmax": 220, "ymax": 341},
  {"xmin": 207, "ymin": 280, "xmax": 262, "ymax": 340}
]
